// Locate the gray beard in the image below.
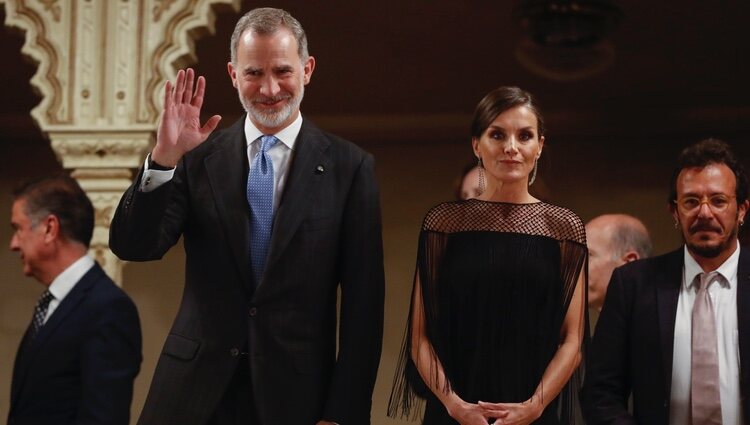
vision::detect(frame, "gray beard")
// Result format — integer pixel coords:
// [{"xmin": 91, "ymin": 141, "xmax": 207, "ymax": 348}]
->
[{"xmin": 239, "ymin": 86, "xmax": 304, "ymax": 130}]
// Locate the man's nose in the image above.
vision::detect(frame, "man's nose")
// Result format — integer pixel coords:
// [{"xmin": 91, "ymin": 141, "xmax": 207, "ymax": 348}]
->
[
  {"xmin": 259, "ymin": 76, "xmax": 280, "ymax": 97},
  {"xmin": 696, "ymin": 201, "xmax": 714, "ymax": 219}
]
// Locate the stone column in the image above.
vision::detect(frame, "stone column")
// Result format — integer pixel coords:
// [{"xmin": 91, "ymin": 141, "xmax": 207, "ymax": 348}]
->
[{"xmin": 1, "ymin": 0, "xmax": 239, "ymax": 283}]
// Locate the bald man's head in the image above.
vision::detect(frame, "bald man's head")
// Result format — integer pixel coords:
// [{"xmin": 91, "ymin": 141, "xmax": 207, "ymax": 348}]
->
[{"xmin": 586, "ymin": 214, "xmax": 652, "ymax": 312}]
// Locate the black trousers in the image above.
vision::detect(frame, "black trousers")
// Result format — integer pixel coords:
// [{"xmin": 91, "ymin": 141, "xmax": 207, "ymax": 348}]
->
[{"xmin": 207, "ymin": 360, "xmax": 259, "ymax": 425}]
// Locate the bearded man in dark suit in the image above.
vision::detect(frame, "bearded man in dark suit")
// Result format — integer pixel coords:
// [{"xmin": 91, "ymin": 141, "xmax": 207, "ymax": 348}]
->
[
  {"xmin": 110, "ymin": 7, "xmax": 384, "ymax": 425},
  {"xmin": 583, "ymin": 139, "xmax": 750, "ymax": 425},
  {"xmin": 9, "ymin": 176, "xmax": 142, "ymax": 425}
]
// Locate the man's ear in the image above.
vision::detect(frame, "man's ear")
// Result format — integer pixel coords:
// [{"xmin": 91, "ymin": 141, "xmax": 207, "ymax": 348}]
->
[
  {"xmin": 669, "ymin": 202, "xmax": 679, "ymax": 226},
  {"xmin": 621, "ymin": 251, "xmax": 640, "ymax": 264},
  {"xmin": 42, "ymin": 214, "xmax": 60, "ymax": 243},
  {"xmin": 303, "ymin": 56, "xmax": 316, "ymax": 85},
  {"xmin": 738, "ymin": 199, "xmax": 749, "ymax": 225},
  {"xmin": 227, "ymin": 62, "xmax": 238, "ymax": 89}
]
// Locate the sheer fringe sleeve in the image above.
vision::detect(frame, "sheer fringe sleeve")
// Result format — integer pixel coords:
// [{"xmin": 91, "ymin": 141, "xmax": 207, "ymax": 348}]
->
[
  {"xmin": 389, "ymin": 200, "xmax": 590, "ymax": 423},
  {"xmin": 556, "ymin": 230, "xmax": 589, "ymax": 424},
  {"xmin": 388, "ymin": 225, "xmax": 451, "ymax": 420}
]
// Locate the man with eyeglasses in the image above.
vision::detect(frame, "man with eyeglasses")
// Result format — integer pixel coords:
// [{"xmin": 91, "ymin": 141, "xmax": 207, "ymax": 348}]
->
[{"xmin": 583, "ymin": 138, "xmax": 750, "ymax": 425}]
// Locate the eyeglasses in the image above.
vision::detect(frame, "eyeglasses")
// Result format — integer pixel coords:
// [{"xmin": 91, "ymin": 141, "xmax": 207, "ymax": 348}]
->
[{"xmin": 674, "ymin": 194, "xmax": 736, "ymax": 213}]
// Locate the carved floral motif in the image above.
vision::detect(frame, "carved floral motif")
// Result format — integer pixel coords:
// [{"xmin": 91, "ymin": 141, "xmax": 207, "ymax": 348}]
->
[
  {"xmin": 2, "ymin": 0, "xmax": 240, "ymax": 284},
  {"xmin": 39, "ymin": 0, "xmax": 61, "ymax": 22}
]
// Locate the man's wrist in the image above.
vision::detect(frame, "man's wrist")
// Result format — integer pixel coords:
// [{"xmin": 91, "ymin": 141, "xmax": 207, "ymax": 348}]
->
[{"xmin": 148, "ymin": 154, "xmax": 174, "ymax": 171}]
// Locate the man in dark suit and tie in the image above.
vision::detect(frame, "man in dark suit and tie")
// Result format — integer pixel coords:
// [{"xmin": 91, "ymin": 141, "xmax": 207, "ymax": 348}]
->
[
  {"xmin": 8, "ymin": 176, "xmax": 142, "ymax": 425},
  {"xmin": 109, "ymin": 7, "xmax": 385, "ymax": 425},
  {"xmin": 583, "ymin": 138, "xmax": 750, "ymax": 424}
]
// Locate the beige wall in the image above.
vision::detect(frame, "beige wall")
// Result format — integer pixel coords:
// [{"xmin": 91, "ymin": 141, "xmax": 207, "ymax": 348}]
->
[{"xmin": 1, "ymin": 136, "xmax": 747, "ymax": 424}]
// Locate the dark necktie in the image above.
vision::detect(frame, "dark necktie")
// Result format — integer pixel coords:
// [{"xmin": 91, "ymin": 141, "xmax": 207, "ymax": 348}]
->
[
  {"xmin": 28, "ymin": 290, "xmax": 54, "ymax": 341},
  {"xmin": 247, "ymin": 135, "xmax": 278, "ymax": 286},
  {"xmin": 691, "ymin": 271, "xmax": 723, "ymax": 425}
]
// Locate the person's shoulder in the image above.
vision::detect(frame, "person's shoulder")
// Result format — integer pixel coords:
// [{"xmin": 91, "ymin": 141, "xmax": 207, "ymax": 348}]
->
[
  {"xmin": 615, "ymin": 248, "xmax": 682, "ymax": 277},
  {"xmin": 84, "ymin": 265, "xmax": 138, "ymax": 310},
  {"xmin": 302, "ymin": 119, "xmax": 370, "ymax": 158},
  {"xmin": 537, "ymin": 202, "xmax": 585, "ymax": 243},
  {"xmin": 421, "ymin": 200, "xmax": 467, "ymax": 232},
  {"xmin": 538, "ymin": 202, "xmax": 583, "ymax": 224}
]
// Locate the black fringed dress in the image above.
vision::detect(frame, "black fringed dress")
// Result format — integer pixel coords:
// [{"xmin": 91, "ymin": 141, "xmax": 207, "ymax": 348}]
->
[{"xmin": 390, "ymin": 200, "xmax": 588, "ymax": 424}]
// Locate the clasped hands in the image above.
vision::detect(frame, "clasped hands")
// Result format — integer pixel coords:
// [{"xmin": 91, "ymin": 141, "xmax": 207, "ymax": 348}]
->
[{"xmin": 448, "ymin": 396, "xmax": 543, "ymax": 425}]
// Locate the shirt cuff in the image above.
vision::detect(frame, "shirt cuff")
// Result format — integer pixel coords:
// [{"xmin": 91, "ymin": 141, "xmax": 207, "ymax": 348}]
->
[{"xmin": 139, "ymin": 154, "xmax": 175, "ymax": 193}]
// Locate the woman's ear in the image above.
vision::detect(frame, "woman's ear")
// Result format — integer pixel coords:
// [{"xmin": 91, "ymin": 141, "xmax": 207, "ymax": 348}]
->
[{"xmin": 537, "ymin": 135, "xmax": 545, "ymax": 158}]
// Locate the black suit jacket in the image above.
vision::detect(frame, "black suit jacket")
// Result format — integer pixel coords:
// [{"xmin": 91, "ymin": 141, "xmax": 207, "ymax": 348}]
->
[
  {"xmin": 8, "ymin": 263, "xmax": 142, "ymax": 425},
  {"xmin": 109, "ymin": 117, "xmax": 385, "ymax": 425},
  {"xmin": 582, "ymin": 247, "xmax": 750, "ymax": 424}
]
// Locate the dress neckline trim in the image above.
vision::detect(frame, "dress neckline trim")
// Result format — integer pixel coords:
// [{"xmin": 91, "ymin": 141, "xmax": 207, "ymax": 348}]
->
[{"xmin": 467, "ymin": 198, "xmax": 544, "ymax": 206}]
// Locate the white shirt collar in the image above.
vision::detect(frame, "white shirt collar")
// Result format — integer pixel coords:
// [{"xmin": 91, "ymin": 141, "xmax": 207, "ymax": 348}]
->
[
  {"xmin": 683, "ymin": 240, "xmax": 740, "ymax": 290},
  {"xmin": 244, "ymin": 112, "xmax": 302, "ymax": 150},
  {"xmin": 47, "ymin": 255, "xmax": 95, "ymax": 301}
]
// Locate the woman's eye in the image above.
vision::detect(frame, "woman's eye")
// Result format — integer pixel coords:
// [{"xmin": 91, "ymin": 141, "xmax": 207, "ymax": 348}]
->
[{"xmin": 518, "ymin": 131, "xmax": 533, "ymax": 141}]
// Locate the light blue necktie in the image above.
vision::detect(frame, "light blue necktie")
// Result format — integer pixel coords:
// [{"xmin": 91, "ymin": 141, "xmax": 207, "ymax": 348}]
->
[{"xmin": 248, "ymin": 135, "xmax": 278, "ymax": 286}]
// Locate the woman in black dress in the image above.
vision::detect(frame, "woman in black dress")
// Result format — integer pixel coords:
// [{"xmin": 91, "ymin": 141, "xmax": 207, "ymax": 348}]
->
[{"xmin": 390, "ymin": 87, "xmax": 587, "ymax": 425}]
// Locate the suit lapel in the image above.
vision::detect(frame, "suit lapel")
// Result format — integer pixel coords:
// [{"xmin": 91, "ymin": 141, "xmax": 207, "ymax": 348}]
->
[
  {"xmin": 656, "ymin": 249, "xmax": 683, "ymax": 393},
  {"xmin": 10, "ymin": 328, "xmax": 33, "ymax": 409},
  {"xmin": 260, "ymin": 120, "xmax": 330, "ymax": 292},
  {"xmin": 11, "ymin": 264, "xmax": 100, "ymax": 406},
  {"xmin": 34, "ymin": 265, "xmax": 99, "ymax": 346},
  {"xmin": 204, "ymin": 118, "xmax": 253, "ymax": 291},
  {"xmin": 736, "ymin": 247, "xmax": 750, "ymax": 402}
]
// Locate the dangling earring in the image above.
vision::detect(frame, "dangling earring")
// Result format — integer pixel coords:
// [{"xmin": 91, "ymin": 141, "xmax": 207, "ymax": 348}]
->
[
  {"xmin": 674, "ymin": 220, "xmax": 679, "ymax": 229},
  {"xmin": 529, "ymin": 159, "xmax": 538, "ymax": 186},
  {"xmin": 477, "ymin": 156, "xmax": 485, "ymax": 195}
]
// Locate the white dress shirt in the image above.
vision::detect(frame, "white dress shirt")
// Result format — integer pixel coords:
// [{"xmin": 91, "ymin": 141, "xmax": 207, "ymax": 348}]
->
[
  {"xmin": 139, "ymin": 113, "xmax": 302, "ymax": 202},
  {"xmin": 243, "ymin": 114, "xmax": 300, "ymax": 210},
  {"xmin": 670, "ymin": 241, "xmax": 742, "ymax": 425},
  {"xmin": 43, "ymin": 255, "xmax": 95, "ymax": 323}
]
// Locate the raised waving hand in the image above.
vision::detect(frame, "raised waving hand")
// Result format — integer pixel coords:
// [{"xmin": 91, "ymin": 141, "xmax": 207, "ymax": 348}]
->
[{"xmin": 151, "ymin": 68, "xmax": 222, "ymax": 167}]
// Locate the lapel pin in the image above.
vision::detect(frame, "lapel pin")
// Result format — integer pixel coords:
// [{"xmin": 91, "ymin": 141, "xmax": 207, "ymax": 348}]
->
[{"xmin": 315, "ymin": 165, "xmax": 325, "ymax": 174}]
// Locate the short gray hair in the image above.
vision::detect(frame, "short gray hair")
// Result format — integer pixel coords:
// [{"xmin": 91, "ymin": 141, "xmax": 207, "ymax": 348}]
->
[
  {"xmin": 611, "ymin": 221, "xmax": 653, "ymax": 259},
  {"xmin": 230, "ymin": 7, "xmax": 309, "ymax": 65}
]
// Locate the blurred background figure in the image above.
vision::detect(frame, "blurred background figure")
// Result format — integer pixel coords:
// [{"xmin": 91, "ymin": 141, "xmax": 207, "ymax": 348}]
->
[
  {"xmin": 8, "ymin": 176, "xmax": 141, "ymax": 425},
  {"xmin": 455, "ymin": 163, "xmax": 483, "ymax": 200},
  {"xmin": 586, "ymin": 214, "xmax": 652, "ymax": 322}
]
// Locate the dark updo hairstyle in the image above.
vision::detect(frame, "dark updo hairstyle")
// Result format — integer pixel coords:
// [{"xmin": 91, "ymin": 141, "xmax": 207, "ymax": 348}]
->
[
  {"xmin": 470, "ymin": 86, "xmax": 545, "ymax": 140},
  {"xmin": 668, "ymin": 138, "xmax": 748, "ymax": 204}
]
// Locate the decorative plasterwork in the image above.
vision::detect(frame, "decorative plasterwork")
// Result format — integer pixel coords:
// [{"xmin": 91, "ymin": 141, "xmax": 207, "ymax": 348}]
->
[
  {"xmin": 72, "ymin": 168, "xmax": 135, "ymax": 285},
  {"xmin": 1, "ymin": 0, "xmax": 241, "ymax": 284}
]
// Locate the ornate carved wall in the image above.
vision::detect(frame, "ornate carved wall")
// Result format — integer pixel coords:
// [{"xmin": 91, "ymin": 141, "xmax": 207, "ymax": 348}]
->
[{"xmin": 1, "ymin": 0, "xmax": 240, "ymax": 283}]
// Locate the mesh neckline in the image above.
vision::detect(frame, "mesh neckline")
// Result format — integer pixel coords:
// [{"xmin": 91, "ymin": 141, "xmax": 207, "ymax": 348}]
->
[{"xmin": 421, "ymin": 199, "xmax": 586, "ymax": 245}]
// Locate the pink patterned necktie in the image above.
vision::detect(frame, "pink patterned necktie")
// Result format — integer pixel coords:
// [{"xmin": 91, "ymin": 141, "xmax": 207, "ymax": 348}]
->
[{"xmin": 691, "ymin": 271, "xmax": 723, "ymax": 425}]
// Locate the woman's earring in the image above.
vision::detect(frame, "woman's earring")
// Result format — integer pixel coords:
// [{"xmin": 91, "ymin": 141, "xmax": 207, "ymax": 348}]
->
[
  {"xmin": 477, "ymin": 157, "xmax": 485, "ymax": 195},
  {"xmin": 674, "ymin": 220, "xmax": 679, "ymax": 229},
  {"xmin": 529, "ymin": 159, "xmax": 538, "ymax": 186}
]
